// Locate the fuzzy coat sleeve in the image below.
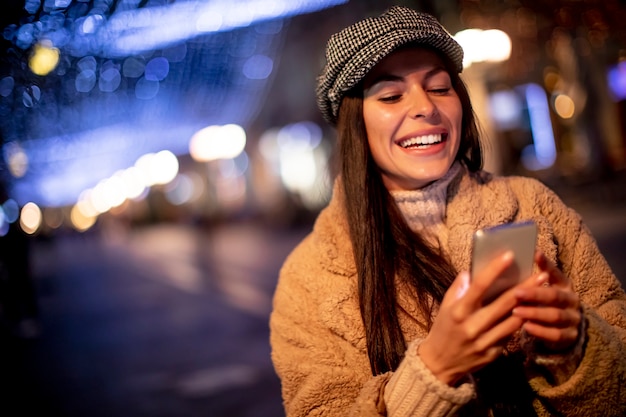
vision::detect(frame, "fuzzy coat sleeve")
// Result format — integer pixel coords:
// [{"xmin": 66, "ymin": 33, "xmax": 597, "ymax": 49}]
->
[
  {"xmin": 509, "ymin": 177, "xmax": 626, "ymax": 416},
  {"xmin": 269, "ymin": 232, "xmax": 390, "ymax": 416}
]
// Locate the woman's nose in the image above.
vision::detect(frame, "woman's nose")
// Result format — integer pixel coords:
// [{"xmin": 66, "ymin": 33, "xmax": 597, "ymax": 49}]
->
[{"xmin": 409, "ymin": 88, "xmax": 437, "ymax": 119}]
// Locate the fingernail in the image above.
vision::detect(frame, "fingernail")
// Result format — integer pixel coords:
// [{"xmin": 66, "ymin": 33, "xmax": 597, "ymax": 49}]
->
[
  {"xmin": 502, "ymin": 250, "xmax": 514, "ymax": 261},
  {"xmin": 536, "ymin": 272, "xmax": 549, "ymax": 284},
  {"xmin": 456, "ymin": 271, "xmax": 470, "ymax": 299}
]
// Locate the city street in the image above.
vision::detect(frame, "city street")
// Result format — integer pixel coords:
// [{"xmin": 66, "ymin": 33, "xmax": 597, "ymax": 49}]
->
[
  {"xmin": 2, "ymin": 221, "xmax": 310, "ymax": 417},
  {"xmin": 1, "ymin": 182, "xmax": 625, "ymax": 417}
]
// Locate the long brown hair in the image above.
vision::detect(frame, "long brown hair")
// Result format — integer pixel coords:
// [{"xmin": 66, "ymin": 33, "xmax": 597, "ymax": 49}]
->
[{"xmin": 335, "ymin": 48, "xmax": 483, "ymax": 375}]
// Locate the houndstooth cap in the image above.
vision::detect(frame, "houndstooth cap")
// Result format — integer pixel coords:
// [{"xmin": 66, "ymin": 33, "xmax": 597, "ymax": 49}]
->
[{"xmin": 316, "ymin": 6, "xmax": 464, "ymax": 125}]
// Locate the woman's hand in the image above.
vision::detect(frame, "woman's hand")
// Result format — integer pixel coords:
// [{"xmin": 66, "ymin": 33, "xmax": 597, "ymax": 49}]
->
[
  {"xmin": 512, "ymin": 251, "xmax": 582, "ymax": 352},
  {"xmin": 418, "ymin": 251, "xmax": 546, "ymax": 385}
]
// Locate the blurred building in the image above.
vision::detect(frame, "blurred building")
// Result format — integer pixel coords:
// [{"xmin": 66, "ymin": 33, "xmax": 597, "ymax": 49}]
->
[{"xmin": 0, "ymin": 0, "xmax": 625, "ymax": 236}]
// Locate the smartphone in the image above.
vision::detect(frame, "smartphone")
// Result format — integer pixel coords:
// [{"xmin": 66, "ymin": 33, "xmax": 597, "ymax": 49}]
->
[{"xmin": 471, "ymin": 221, "xmax": 538, "ymax": 304}]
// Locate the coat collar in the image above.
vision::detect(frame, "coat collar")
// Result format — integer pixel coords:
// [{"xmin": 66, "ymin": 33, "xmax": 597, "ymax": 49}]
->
[
  {"xmin": 445, "ymin": 169, "xmax": 519, "ymax": 272},
  {"xmin": 312, "ymin": 166, "xmax": 520, "ymax": 276}
]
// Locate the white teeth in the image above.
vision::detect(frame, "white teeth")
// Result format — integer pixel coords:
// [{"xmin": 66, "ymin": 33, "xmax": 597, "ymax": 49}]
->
[{"xmin": 399, "ymin": 134, "xmax": 442, "ymax": 148}]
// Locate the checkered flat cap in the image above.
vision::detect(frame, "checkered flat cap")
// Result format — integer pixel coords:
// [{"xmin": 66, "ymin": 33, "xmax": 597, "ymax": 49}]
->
[{"xmin": 316, "ymin": 6, "xmax": 464, "ymax": 125}]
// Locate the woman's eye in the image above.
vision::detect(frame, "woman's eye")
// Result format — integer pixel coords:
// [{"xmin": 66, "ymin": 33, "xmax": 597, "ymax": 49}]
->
[
  {"xmin": 379, "ymin": 94, "xmax": 402, "ymax": 102},
  {"xmin": 429, "ymin": 87, "xmax": 451, "ymax": 95}
]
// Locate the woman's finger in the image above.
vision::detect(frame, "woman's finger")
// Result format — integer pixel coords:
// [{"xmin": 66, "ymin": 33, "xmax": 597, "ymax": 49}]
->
[
  {"xmin": 443, "ymin": 271, "xmax": 471, "ymax": 304},
  {"xmin": 515, "ymin": 286, "xmax": 579, "ymax": 308},
  {"xmin": 534, "ymin": 251, "xmax": 570, "ymax": 287},
  {"xmin": 472, "ymin": 314, "xmax": 524, "ymax": 350},
  {"xmin": 448, "ymin": 251, "xmax": 511, "ymax": 321},
  {"xmin": 460, "ymin": 271, "xmax": 546, "ymax": 341},
  {"xmin": 521, "ymin": 321, "xmax": 579, "ymax": 348},
  {"xmin": 513, "ymin": 305, "xmax": 581, "ymax": 328},
  {"xmin": 465, "ymin": 250, "xmax": 515, "ymax": 306}
]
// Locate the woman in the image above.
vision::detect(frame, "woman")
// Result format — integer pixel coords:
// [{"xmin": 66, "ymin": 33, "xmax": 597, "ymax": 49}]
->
[{"xmin": 269, "ymin": 6, "xmax": 626, "ymax": 416}]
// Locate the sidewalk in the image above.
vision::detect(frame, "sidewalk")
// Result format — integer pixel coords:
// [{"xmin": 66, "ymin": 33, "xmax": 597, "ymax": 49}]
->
[{"xmin": 2, "ymin": 222, "xmax": 310, "ymax": 417}]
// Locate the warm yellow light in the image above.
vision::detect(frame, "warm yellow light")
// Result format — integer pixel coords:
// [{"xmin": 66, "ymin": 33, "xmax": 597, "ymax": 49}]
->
[
  {"xmin": 543, "ymin": 69, "xmax": 560, "ymax": 92},
  {"xmin": 70, "ymin": 204, "xmax": 97, "ymax": 232},
  {"xmin": 20, "ymin": 202, "xmax": 42, "ymax": 234},
  {"xmin": 29, "ymin": 42, "xmax": 60, "ymax": 76},
  {"xmin": 454, "ymin": 28, "xmax": 511, "ymax": 68},
  {"xmin": 554, "ymin": 94, "xmax": 576, "ymax": 119}
]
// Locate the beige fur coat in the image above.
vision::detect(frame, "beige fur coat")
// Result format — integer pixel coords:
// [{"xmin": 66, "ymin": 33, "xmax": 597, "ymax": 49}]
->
[{"xmin": 269, "ymin": 168, "xmax": 626, "ymax": 416}]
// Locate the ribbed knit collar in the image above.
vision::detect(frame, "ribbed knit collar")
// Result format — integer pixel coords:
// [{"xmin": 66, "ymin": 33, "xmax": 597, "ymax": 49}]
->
[{"xmin": 390, "ymin": 162, "xmax": 463, "ymax": 241}]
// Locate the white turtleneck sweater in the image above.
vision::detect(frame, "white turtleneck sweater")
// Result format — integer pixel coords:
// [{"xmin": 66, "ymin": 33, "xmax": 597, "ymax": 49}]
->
[{"xmin": 390, "ymin": 162, "xmax": 462, "ymax": 254}]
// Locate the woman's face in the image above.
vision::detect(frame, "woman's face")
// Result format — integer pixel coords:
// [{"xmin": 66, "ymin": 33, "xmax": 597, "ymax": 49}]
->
[{"xmin": 362, "ymin": 47, "xmax": 462, "ymax": 191}]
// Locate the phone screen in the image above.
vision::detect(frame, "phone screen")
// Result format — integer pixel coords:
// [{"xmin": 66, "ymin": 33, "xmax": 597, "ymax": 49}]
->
[{"xmin": 471, "ymin": 221, "xmax": 538, "ymax": 304}]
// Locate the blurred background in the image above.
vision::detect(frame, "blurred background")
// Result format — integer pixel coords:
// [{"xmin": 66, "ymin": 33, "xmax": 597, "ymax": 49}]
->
[{"xmin": 0, "ymin": 0, "xmax": 625, "ymax": 416}]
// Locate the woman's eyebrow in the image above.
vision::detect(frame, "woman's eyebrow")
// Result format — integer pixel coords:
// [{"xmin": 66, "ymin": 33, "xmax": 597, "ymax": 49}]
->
[
  {"xmin": 367, "ymin": 66, "xmax": 447, "ymax": 88},
  {"xmin": 368, "ymin": 74, "xmax": 403, "ymax": 86}
]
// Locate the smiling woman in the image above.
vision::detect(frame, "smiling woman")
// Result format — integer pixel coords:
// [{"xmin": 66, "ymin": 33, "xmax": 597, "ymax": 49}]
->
[
  {"xmin": 269, "ymin": 5, "xmax": 626, "ymax": 417},
  {"xmin": 362, "ymin": 47, "xmax": 463, "ymax": 191}
]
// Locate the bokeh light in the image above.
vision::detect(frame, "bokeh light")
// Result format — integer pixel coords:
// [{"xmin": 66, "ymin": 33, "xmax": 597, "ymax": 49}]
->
[
  {"xmin": 150, "ymin": 151, "xmax": 180, "ymax": 185},
  {"xmin": 4, "ymin": 142, "xmax": 29, "ymax": 178},
  {"xmin": 29, "ymin": 41, "xmax": 61, "ymax": 76},
  {"xmin": 553, "ymin": 94, "xmax": 576, "ymax": 119},
  {"xmin": 43, "ymin": 207, "xmax": 64, "ymax": 230},
  {"xmin": 258, "ymin": 121, "xmax": 330, "ymax": 210},
  {"xmin": 189, "ymin": 124, "xmax": 247, "ymax": 162},
  {"xmin": 0, "ymin": 209, "xmax": 8, "ymax": 237},
  {"xmin": 70, "ymin": 204, "xmax": 98, "ymax": 232},
  {"xmin": 243, "ymin": 55, "xmax": 273, "ymax": 79},
  {"xmin": 2, "ymin": 199, "xmax": 20, "ymax": 223},
  {"xmin": 20, "ymin": 202, "xmax": 42, "ymax": 235},
  {"xmin": 164, "ymin": 173, "xmax": 201, "ymax": 206},
  {"xmin": 454, "ymin": 28, "xmax": 512, "ymax": 68},
  {"xmin": 0, "ymin": 0, "xmax": 348, "ymax": 208}
]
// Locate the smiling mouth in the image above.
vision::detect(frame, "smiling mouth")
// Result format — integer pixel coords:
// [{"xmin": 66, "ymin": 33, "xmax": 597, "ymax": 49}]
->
[{"xmin": 397, "ymin": 134, "xmax": 445, "ymax": 149}]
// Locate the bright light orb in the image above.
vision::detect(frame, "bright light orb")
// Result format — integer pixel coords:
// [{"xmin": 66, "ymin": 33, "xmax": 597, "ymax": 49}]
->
[
  {"xmin": 151, "ymin": 150, "xmax": 179, "ymax": 185},
  {"xmin": 29, "ymin": 41, "xmax": 60, "ymax": 76},
  {"xmin": 454, "ymin": 28, "xmax": 511, "ymax": 68},
  {"xmin": 189, "ymin": 124, "xmax": 246, "ymax": 162},
  {"xmin": 553, "ymin": 94, "xmax": 576, "ymax": 119},
  {"xmin": 70, "ymin": 204, "xmax": 97, "ymax": 232},
  {"xmin": 20, "ymin": 202, "xmax": 42, "ymax": 234}
]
